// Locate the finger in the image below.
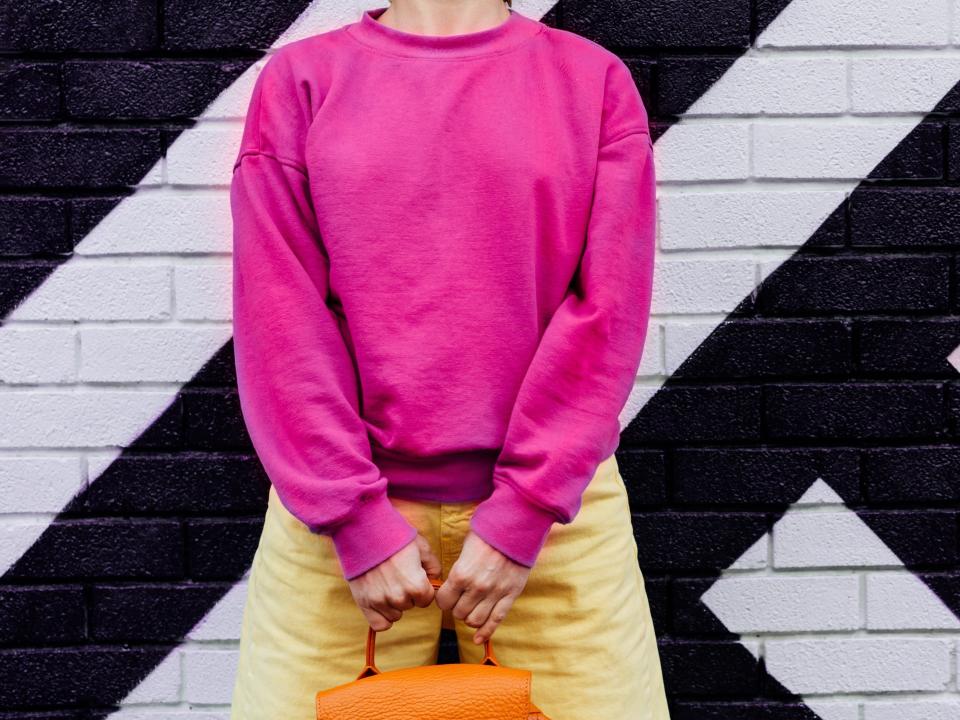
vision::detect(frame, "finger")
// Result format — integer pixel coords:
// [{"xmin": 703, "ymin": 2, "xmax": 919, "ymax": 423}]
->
[
  {"xmin": 382, "ymin": 586, "xmax": 416, "ymax": 614},
  {"xmin": 451, "ymin": 582, "xmax": 487, "ymax": 621},
  {"xmin": 464, "ymin": 592, "xmax": 499, "ymax": 629},
  {"xmin": 417, "ymin": 536, "xmax": 443, "ymax": 580},
  {"xmin": 371, "ymin": 587, "xmax": 407, "ymax": 619},
  {"xmin": 360, "ymin": 605, "xmax": 394, "ymax": 632},
  {"xmin": 410, "ymin": 572, "xmax": 437, "ymax": 608},
  {"xmin": 473, "ymin": 594, "xmax": 515, "ymax": 644},
  {"xmin": 434, "ymin": 573, "xmax": 467, "ymax": 611}
]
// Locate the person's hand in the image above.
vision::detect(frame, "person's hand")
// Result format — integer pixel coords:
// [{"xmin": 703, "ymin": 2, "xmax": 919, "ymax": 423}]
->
[
  {"xmin": 435, "ymin": 530, "xmax": 531, "ymax": 645},
  {"xmin": 346, "ymin": 532, "xmax": 441, "ymax": 631}
]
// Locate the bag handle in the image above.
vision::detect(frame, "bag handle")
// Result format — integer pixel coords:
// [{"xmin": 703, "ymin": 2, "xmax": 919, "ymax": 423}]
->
[{"xmin": 356, "ymin": 577, "xmax": 500, "ymax": 679}]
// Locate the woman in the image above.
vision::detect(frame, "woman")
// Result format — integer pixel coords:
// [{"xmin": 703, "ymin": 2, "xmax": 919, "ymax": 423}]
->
[{"xmin": 228, "ymin": 1, "xmax": 668, "ymax": 718}]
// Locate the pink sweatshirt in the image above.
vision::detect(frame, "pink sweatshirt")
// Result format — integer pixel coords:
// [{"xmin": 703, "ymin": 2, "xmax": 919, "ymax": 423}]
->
[{"xmin": 230, "ymin": 6, "xmax": 657, "ymax": 580}]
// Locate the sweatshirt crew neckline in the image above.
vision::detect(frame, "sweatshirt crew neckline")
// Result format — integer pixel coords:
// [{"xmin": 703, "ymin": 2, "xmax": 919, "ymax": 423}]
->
[{"xmin": 346, "ymin": 6, "xmax": 543, "ymax": 59}]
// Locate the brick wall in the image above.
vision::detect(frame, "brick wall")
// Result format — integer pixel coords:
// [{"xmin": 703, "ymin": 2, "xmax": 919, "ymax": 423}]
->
[{"xmin": 1, "ymin": 1, "xmax": 959, "ymax": 717}]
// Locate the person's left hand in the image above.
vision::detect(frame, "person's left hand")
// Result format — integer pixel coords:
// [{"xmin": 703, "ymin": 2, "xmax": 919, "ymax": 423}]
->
[{"xmin": 434, "ymin": 529, "xmax": 531, "ymax": 645}]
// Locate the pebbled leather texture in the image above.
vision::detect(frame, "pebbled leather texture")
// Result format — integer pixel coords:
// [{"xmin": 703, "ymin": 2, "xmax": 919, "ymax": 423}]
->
[
  {"xmin": 315, "ymin": 663, "xmax": 537, "ymax": 720},
  {"xmin": 315, "ymin": 578, "xmax": 551, "ymax": 719}
]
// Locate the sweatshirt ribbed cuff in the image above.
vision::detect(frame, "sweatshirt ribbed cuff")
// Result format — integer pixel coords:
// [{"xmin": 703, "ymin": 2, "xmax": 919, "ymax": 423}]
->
[
  {"xmin": 468, "ymin": 481, "xmax": 559, "ymax": 568},
  {"xmin": 322, "ymin": 491, "xmax": 419, "ymax": 581}
]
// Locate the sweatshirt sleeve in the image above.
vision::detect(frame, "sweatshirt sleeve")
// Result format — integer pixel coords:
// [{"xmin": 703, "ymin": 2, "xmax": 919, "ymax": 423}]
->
[
  {"xmin": 230, "ymin": 50, "xmax": 417, "ymax": 581},
  {"xmin": 468, "ymin": 57, "xmax": 657, "ymax": 568}
]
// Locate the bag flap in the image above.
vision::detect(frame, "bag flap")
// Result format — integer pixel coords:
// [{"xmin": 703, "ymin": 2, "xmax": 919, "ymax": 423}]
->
[{"xmin": 315, "ymin": 663, "xmax": 531, "ymax": 720}]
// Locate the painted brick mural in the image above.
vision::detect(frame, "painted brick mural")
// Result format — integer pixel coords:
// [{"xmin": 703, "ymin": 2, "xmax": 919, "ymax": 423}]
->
[{"xmin": 2, "ymin": 1, "xmax": 960, "ymax": 718}]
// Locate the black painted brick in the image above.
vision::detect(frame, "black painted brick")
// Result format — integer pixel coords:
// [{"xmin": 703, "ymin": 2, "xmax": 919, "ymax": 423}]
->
[
  {"xmin": 869, "ymin": 122, "xmax": 944, "ymax": 181},
  {"xmin": 64, "ymin": 60, "xmax": 248, "ymax": 120},
  {"xmin": 0, "ymin": 586, "xmax": 86, "ymax": 645},
  {"xmin": 0, "ymin": 62, "xmax": 60, "ymax": 120},
  {"xmin": 633, "ymin": 512, "xmax": 770, "ymax": 572},
  {"xmin": 185, "ymin": 518, "xmax": 262, "ymax": 579},
  {"xmin": 850, "ymin": 188, "xmax": 960, "ymax": 247},
  {"xmin": 89, "ymin": 582, "xmax": 230, "ymax": 641},
  {"xmin": 163, "ymin": 0, "xmax": 312, "ymax": 51},
  {"xmin": 622, "ymin": 385, "xmax": 763, "ymax": 444},
  {"xmin": 672, "ymin": 448, "xmax": 859, "ymax": 506},
  {"xmin": 615, "ymin": 448, "xmax": 667, "ymax": 508},
  {"xmin": 6, "ymin": 520, "xmax": 184, "ymax": 580},
  {"xmin": 659, "ymin": 640, "xmax": 760, "ymax": 697},
  {"xmin": 671, "ymin": 578, "xmax": 731, "ymax": 636},
  {"xmin": 764, "ymin": 382, "xmax": 946, "ymax": 441},
  {"xmin": 562, "ymin": 0, "xmax": 751, "ymax": 49},
  {"xmin": 859, "ymin": 510, "xmax": 959, "ymax": 567},
  {"xmin": 0, "ymin": 262, "xmax": 60, "ymax": 318},
  {"xmin": 857, "ymin": 319, "xmax": 960, "ymax": 376},
  {"xmin": 182, "ymin": 387, "xmax": 254, "ymax": 450},
  {"xmin": 0, "ymin": 0, "xmax": 158, "ymax": 53},
  {"xmin": 0, "ymin": 646, "xmax": 171, "ymax": 708},
  {"xmin": 0, "ymin": 129, "xmax": 162, "ymax": 189},
  {"xmin": 949, "ymin": 382, "xmax": 960, "ymax": 436},
  {"xmin": 79, "ymin": 454, "xmax": 269, "ymax": 515},
  {"xmin": 673, "ymin": 701, "xmax": 821, "ymax": 720},
  {"xmin": 657, "ymin": 56, "xmax": 733, "ymax": 116},
  {"xmin": 755, "ymin": 256, "xmax": 951, "ymax": 315},
  {"xmin": 675, "ymin": 319, "xmax": 853, "ymax": 380},
  {"xmin": 0, "ymin": 198, "xmax": 70, "ymax": 256},
  {"xmin": 864, "ymin": 447, "xmax": 960, "ymax": 503}
]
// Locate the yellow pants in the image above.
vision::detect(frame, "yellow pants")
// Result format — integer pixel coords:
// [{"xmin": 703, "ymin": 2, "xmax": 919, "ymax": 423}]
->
[{"xmin": 230, "ymin": 453, "xmax": 671, "ymax": 720}]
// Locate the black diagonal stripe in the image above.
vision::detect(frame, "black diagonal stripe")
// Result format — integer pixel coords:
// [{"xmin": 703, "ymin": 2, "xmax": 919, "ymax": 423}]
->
[
  {"xmin": 623, "ymin": 87, "xmax": 960, "ymax": 710},
  {"xmin": 0, "ymin": 0, "xmax": 872, "ymax": 715},
  {"xmin": 0, "ymin": 0, "xmax": 316, "ymax": 320}
]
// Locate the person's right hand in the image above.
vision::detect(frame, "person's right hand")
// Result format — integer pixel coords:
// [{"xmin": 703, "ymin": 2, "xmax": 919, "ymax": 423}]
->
[{"xmin": 346, "ymin": 532, "xmax": 441, "ymax": 631}]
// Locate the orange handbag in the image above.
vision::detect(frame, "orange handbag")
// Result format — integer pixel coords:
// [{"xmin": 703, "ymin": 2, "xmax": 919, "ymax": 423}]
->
[{"xmin": 315, "ymin": 577, "xmax": 550, "ymax": 719}]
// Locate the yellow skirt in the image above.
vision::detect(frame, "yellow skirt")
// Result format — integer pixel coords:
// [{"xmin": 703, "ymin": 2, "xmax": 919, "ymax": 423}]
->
[{"xmin": 230, "ymin": 453, "xmax": 671, "ymax": 720}]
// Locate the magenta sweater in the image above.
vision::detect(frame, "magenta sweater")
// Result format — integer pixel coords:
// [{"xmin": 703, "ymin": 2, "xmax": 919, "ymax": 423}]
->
[{"xmin": 230, "ymin": 7, "xmax": 657, "ymax": 580}]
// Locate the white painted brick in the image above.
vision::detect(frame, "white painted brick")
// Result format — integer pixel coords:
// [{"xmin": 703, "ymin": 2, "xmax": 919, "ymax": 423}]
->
[
  {"xmin": 764, "ymin": 636, "xmax": 952, "ymax": 694},
  {"xmin": 123, "ymin": 650, "xmax": 181, "ymax": 703},
  {"xmin": 136, "ymin": 157, "xmax": 164, "ymax": 187},
  {"xmin": 753, "ymin": 121, "xmax": 920, "ymax": 179},
  {"xmin": 202, "ymin": 60, "xmax": 266, "ymax": 120},
  {"xmin": 955, "ymin": 0, "xmax": 960, "ymax": 44},
  {"xmin": 636, "ymin": 323, "xmax": 663, "ymax": 377},
  {"xmin": 650, "ymin": 259, "xmax": 756, "ymax": 315},
  {"xmin": 851, "ymin": 56, "xmax": 960, "ymax": 114},
  {"xmin": 866, "ymin": 572, "xmax": 960, "ymax": 630},
  {"xmin": 688, "ymin": 56, "xmax": 846, "ymax": 116},
  {"xmin": 658, "ymin": 189, "xmax": 845, "ymax": 250},
  {"xmin": 111, "ymin": 711, "xmax": 230, "ymax": 720},
  {"xmin": 663, "ymin": 321, "xmax": 716, "ymax": 375},
  {"xmin": 175, "ymin": 262, "xmax": 233, "ymax": 321},
  {"xmin": 0, "ymin": 456, "xmax": 84, "ymax": 513},
  {"xmin": 655, "ymin": 123, "xmax": 750, "ymax": 182},
  {"xmin": 0, "ymin": 390, "xmax": 180, "ymax": 448},
  {"xmin": 78, "ymin": 191, "xmax": 232, "ymax": 256},
  {"xmin": 864, "ymin": 699, "xmax": 960, "ymax": 720},
  {"xmin": 702, "ymin": 574, "xmax": 860, "ymax": 633},
  {"xmin": 187, "ymin": 579, "xmax": 248, "ymax": 641},
  {"xmin": 80, "ymin": 327, "xmax": 232, "ymax": 383},
  {"xmin": 619, "ymin": 385, "xmax": 657, "ymax": 432},
  {"xmin": 773, "ymin": 511, "xmax": 902, "ymax": 568},
  {"xmin": 182, "ymin": 648, "xmax": 239, "ymax": 705},
  {"xmin": 0, "ymin": 327, "xmax": 76, "ymax": 383},
  {"xmin": 109, "ymin": 705, "xmax": 230, "ymax": 720},
  {"xmin": 793, "ymin": 479, "xmax": 846, "ymax": 506},
  {"xmin": 8, "ymin": 264, "xmax": 171, "ymax": 321},
  {"xmin": 0, "ymin": 518, "xmax": 53, "ymax": 579},
  {"xmin": 167, "ymin": 127, "xmax": 244, "ymax": 186},
  {"xmin": 759, "ymin": 0, "xmax": 950, "ymax": 48},
  {"xmin": 804, "ymin": 700, "xmax": 861, "ymax": 720}
]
